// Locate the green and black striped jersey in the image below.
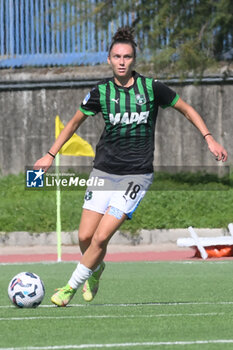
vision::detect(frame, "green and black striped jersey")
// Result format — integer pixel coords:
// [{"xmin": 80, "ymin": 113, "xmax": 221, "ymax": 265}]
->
[{"xmin": 80, "ymin": 71, "xmax": 179, "ymax": 175}]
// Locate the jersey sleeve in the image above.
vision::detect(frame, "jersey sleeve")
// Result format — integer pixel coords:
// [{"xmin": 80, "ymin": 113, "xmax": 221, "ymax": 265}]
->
[
  {"xmin": 153, "ymin": 80, "xmax": 179, "ymax": 109},
  {"xmin": 79, "ymin": 87, "xmax": 101, "ymax": 116}
]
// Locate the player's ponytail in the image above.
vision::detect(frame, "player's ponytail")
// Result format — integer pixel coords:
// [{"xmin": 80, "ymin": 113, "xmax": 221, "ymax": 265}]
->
[{"xmin": 109, "ymin": 26, "xmax": 137, "ymax": 58}]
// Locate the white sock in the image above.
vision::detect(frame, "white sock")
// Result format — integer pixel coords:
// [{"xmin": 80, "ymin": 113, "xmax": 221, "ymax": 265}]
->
[{"xmin": 68, "ymin": 263, "xmax": 93, "ymax": 290}]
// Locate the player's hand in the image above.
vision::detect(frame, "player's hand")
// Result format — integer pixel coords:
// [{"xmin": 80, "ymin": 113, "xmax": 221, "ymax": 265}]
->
[
  {"xmin": 206, "ymin": 137, "xmax": 228, "ymax": 162},
  {"xmin": 33, "ymin": 153, "xmax": 54, "ymax": 172}
]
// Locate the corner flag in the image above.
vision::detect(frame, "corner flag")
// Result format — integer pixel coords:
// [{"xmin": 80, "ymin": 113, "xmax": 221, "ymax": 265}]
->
[{"xmin": 55, "ymin": 115, "xmax": 95, "ymax": 157}]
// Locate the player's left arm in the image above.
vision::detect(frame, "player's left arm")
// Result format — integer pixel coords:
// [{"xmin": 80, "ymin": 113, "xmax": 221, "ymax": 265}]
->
[{"xmin": 173, "ymin": 97, "xmax": 228, "ymax": 162}]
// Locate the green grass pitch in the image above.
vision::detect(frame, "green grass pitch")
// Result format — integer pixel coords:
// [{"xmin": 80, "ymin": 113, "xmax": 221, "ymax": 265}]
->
[{"xmin": 1, "ymin": 261, "xmax": 233, "ymax": 349}]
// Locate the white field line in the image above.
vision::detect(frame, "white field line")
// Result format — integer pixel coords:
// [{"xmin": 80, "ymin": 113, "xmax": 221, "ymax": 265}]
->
[
  {"xmin": 1, "ymin": 260, "xmax": 233, "ymax": 266},
  {"xmin": 1, "ymin": 300, "xmax": 233, "ymax": 309},
  {"xmin": 1, "ymin": 339, "xmax": 233, "ymax": 349},
  {"xmin": 0, "ymin": 262, "xmax": 60, "ymax": 266},
  {"xmin": 0, "ymin": 312, "xmax": 225, "ymax": 322}
]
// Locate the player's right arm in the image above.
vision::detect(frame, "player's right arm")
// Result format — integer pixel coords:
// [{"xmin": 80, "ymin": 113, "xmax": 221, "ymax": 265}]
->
[{"xmin": 33, "ymin": 109, "xmax": 87, "ymax": 172}]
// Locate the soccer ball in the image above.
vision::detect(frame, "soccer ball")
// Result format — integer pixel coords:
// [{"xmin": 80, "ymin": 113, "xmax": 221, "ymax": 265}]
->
[{"xmin": 8, "ymin": 272, "xmax": 45, "ymax": 308}]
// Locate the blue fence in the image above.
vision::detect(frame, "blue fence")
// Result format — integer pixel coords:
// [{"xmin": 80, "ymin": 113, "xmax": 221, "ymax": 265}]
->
[{"xmin": 0, "ymin": 0, "xmax": 133, "ymax": 68}]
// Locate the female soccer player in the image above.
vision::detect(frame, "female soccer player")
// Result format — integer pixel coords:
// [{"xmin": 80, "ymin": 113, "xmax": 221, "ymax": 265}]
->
[{"xmin": 34, "ymin": 26, "xmax": 228, "ymax": 306}]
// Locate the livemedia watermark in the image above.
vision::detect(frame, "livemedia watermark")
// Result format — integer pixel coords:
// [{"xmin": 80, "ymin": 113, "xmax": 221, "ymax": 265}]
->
[
  {"xmin": 25, "ymin": 167, "xmax": 104, "ymax": 190},
  {"xmin": 25, "ymin": 165, "xmax": 231, "ymax": 191}
]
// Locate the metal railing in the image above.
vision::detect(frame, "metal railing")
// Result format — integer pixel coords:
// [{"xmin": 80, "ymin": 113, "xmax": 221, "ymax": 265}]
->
[
  {"xmin": 2, "ymin": 1, "xmax": 231, "ymax": 69},
  {"xmin": 0, "ymin": 0, "xmax": 133, "ymax": 68}
]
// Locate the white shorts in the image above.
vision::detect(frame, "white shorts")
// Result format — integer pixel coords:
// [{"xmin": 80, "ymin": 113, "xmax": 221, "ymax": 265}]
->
[{"xmin": 83, "ymin": 168, "xmax": 154, "ymax": 219}]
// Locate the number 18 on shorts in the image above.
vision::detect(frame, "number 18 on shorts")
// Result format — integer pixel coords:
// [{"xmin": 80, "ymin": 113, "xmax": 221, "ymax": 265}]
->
[{"xmin": 83, "ymin": 169, "xmax": 154, "ymax": 219}]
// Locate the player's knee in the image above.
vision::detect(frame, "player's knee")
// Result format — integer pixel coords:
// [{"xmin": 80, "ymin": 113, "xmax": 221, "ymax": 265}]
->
[
  {"xmin": 92, "ymin": 231, "xmax": 109, "ymax": 249},
  {"xmin": 78, "ymin": 230, "xmax": 93, "ymax": 246}
]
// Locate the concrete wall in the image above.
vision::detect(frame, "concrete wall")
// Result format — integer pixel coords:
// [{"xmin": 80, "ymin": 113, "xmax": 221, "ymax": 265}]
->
[{"xmin": 0, "ymin": 67, "xmax": 232, "ymax": 174}]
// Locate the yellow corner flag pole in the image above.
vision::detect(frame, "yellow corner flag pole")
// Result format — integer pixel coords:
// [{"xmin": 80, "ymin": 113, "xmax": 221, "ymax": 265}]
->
[
  {"xmin": 56, "ymin": 152, "xmax": 62, "ymax": 262},
  {"xmin": 55, "ymin": 115, "xmax": 95, "ymax": 262}
]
